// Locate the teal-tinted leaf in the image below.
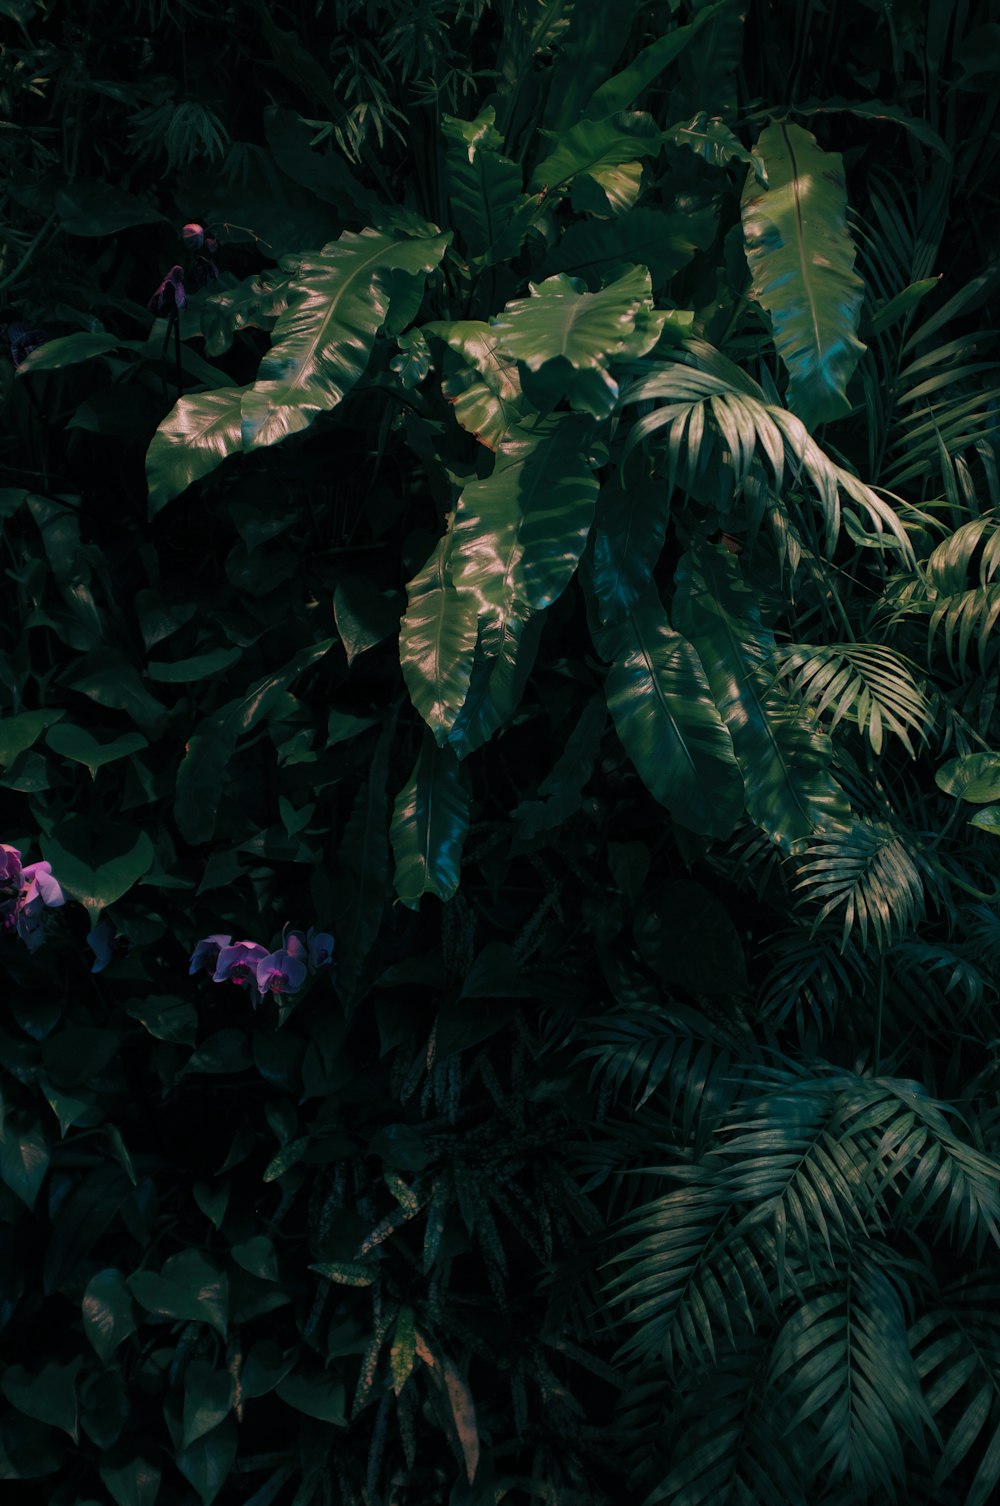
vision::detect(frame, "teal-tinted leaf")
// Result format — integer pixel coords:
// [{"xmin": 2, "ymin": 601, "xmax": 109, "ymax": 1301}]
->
[
  {"xmin": 146, "ymin": 646, "xmax": 243, "ymax": 683},
  {"xmin": 276, "ymin": 1370, "xmax": 347, "ymax": 1424},
  {"xmin": 935, "ymin": 753, "xmax": 1000, "ymax": 803},
  {"xmin": 2, "ymin": 1357, "xmax": 81, "ymax": 1439},
  {"xmin": 0, "ymin": 709, "xmax": 64, "ymax": 769},
  {"xmin": 16, "ymin": 332, "xmax": 126, "ymax": 372},
  {"xmin": 241, "ymin": 1342, "xmax": 296, "ymax": 1399},
  {"xmin": 175, "ymin": 1415, "xmax": 238, "ymax": 1506},
  {"xmin": 61, "ymin": 647, "xmax": 166, "ymax": 732},
  {"xmin": 240, "ymin": 228, "xmax": 449, "ymax": 451},
  {"xmin": 665, "ymin": 112, "xmax": 757, "ymax": 174},
  {"xmin": 452, "ymin": 414, "xmax": 599, "ymax": 613},
  {"xmin": 42, "ymin": 819, "xmax": 154, "ymax": 921},
  {"xmin": 182, "ymin": 1362, "xmax": 234, "ymax": 1449},
  {"xmin": 448, "ymin": 607, "xmax": 542, "ymax": 760},
  {"xmin": 126, "ymin": 996, "xmax": 198, "ymax": 1045},
  {"xmin": 545, "ymin": 204, "xmax": 718, "ymax": 290},
  {"xmin": 331, "ymin": 715, "xmax": 394, "ymax": 1001},
  {"xmin": 583, "ymin": 0, "xmax": 730, "ymax": 118},
  {"xmin": 333, "ymin": 576, "xmax": 401, "ymax": 667},
  {"xmin": 391, "ymin": 736, "xmax": 470, "ymax": 910},
  {"xmin": 193, "ymin": 1181, "xmax": 231, "ymax": 1230},
  {"xmin": 181, "ymin": 1030, "xmax": 253, "ymax": 1077},
  {"xmin": 674, "ymin": 545, "xmax": 850, "ymax": 848},
  {"xmin": 45, "ymin": 725, "xmax": 147, "ymax": 777},
  {"xmin": 741, "ymin": 122, "xmax": 866, "ymax": 430},
  {"xmin": 146, "ymin": 387, "xmax": 248, "ymax": 516},
  {"xmin": 594, "ymin": 583, "xmax": 743, "ymax": 839},
  {"xmin": 231, "ymin": 1235, "xmax": 280, "ymax": 1283},
  {"xmin": 174, "ymin": 638, "xmax": 333, "ymax": 843},
  {"xmin": 399, "ymin": 524, "xmax": 479, "ymax": 744},
  {"xmin": 327, "ymin": 708, "xmax": 380, "ymax": 746},
  {"xmin": 492, "ymin": 266, "xmax": 664, "ymax": 418},
  {"xmin": 127, "ymin": 1250, "xmax": 228, "ymax": 1335},
  {"xmin": 638, "ymin": 879, "xmax": 748, "ymax": 996},
  {"xmin": 793, "ymin": 95, "xmax": 951, "ymax": 160},
  {"xmin": 530, "ymin": 110, "xmax": 664, "ymax": 195},
  {"xmin": 969, "ymin": 807, "xmax": 1000, "ymax": 834},
  {"xmin": 199, "ymin": 269, "xmax": 287, "ymax": 358},
  {"xmin": 427, "ymin": 319, "xmax": 527, "ymax": 450},
  {"xmin": 867, "ymin": 277, "xmax": 942, "ymax": 337},
  {"xmin": 591, "ymin": 465, "xmax": 671, "ymax": 627},
  {"xmin": 82, "ymin": 1268, "xmax": 136, "ymax": 1363},
  {"xmin": 570, "ymin": 158, "xmax": 645, "ymax": 216},
  {"xmin": 442, "ymin": 107, "xmax": 530, "ymax": 262},
  {"xmin": 98, "ymin": 1456, "xmax": 161, "ymax": 1506},
  {"xmin": 514, "ymin": 695, "xmax": 605, "ymax": 839}
]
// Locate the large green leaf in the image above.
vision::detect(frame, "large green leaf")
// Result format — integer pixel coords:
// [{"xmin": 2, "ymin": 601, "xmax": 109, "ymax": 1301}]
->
[
  {"xmin": 331, "ymin": 714, "xmax": 394, "ymax": 1002},
  {"xmin": 581, "ymin": 0, "xmax": 731, "ymax": 119},
  {"xmin": 240, "ymin": 228, "xmax": 449, "ymax": 450},
  {"xmin": 591, "ymin": 465, "xmax": 671, "ymax": 628},
  {"xmin": 391, "ymin": 737, "xmax": 470, "ymax": 910},
  {"xmin": 399, "ymin": 522, "xmax": 479, "ymax": 745},
  {"xmin": 441, "ymin": 107, "xmax": 531, "ymax": 263},
  {"xmin": 491, "ymin": 266, "xmax": 665, "ymax": 418},
  {"xmin": 42, "ymin": 819, "xmax": 155, "ymax": 920},
  {"xmin": 935, "ymin": 752, "xmax": 1000, "ymax": 803},
  {"xmin": 426, "ymin": 319, "xmax": 528, "ymax": 450},
  {"xmin": 674, "ymin": 546, "xmax": 850, "ymax": 848},
  {"xmin": 741, "ymin": 122, "xmax": 866, "ymax": 430},
  {"xmin": 146, "ymin": 389, "xmax": 248, "ymax": 517},
  {"xmin": 448, "ymin": 608, "xmax": 543, "ymax": 760},
  {"xmin": 451, "ymin": 414, "xmax": 598, "ymax": 615},
  {"xmin": 594, "ymin": 583, "xmax": 743, "ymax": 839},
  {"xmin": 529, "ymin": 110, "xmax": 664, "ymax": 196},
  {"xmin": 544, "ymin": 203, "xmax": 718, "ymax": 290}
]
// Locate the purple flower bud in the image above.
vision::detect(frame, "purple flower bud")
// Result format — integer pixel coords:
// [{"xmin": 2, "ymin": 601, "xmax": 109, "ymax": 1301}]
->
[
  {"xmin": 148, "ymin": 265, "xmax": 186, "ymax": 315},
  {"xmin": 255, "ymin": 948, "xmax": 309, "ymax": 998},
  {"xmin": 182, "ymin": 222, "xmax": 205, "ymax": 250},
  {"xmin": 214, "ymin": 941, "xmax": 268, "ymax": 987},
  {"xmin": 307, "ymin": 927, "xmax": 334, "ymax": 971},
  {"xmin": 189, "ymin": 933, "xmax": 232, "ymax": 976}
]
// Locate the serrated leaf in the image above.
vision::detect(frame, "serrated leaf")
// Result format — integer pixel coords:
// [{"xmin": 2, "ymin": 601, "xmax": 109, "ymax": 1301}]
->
[
  {"xmin": 399, "ymin": 524, "xmax": 479, "ymax": 744},
  {"xmin": 594, "ymin": 583, "xmax": 743, "ymax": 839},
  {"xmin": 83, "ymin": 1268, "xmax": 137, "ymax": 1363},
  {"xmin": 674, "ymin": 545, "xmax": 850, "ymax": 848},
  {"xmin": 741, "ymin": 122, "xmax": 866, "ymax": 430},
  {"xmin": 391, "ymin": 737, "xmax": 470, "ymax": 910}
]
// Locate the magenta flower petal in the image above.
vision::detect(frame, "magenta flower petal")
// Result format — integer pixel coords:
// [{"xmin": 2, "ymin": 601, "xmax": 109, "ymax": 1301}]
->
[
  {"xmin": 0, "ymin": 844, "xmax": 22, "ymax": 885},
  {"xmin": 214, "ymin": 941, "xmax": 268, "ymax": 985},
  {"xmin": 255, "ymin": 949, "xmax": 308, "ymax": 997},
  {"xmin": 22, "ymin": 861, "xmax": 65, "ymax": 909}
]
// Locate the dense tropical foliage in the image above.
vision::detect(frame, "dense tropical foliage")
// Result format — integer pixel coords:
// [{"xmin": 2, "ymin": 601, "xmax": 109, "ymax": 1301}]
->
[{"xmin": 2, "ymin": 0, "xmax": 1000, "ymax": 1502}]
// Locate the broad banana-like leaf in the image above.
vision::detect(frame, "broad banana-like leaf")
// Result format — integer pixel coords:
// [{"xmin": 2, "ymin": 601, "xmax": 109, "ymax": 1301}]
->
[
  {"xmin": 441, "ymin": 108, "xmax": 531, "ymax": 263},
  {"xmin": 544, "ymin": 204, "xmax": 718, "ymax": 290},
  {"xmin": 426, "ymin": 320, "xmax": 527, "ymax": 450},
  {"xmin": 529, "ymin": 110, "xmax": 663, "ymax": 195},
  {"xmin": 399, "ymin": 522, "xmax": 479, "ymax": 745},
  {"xmin": 240, "ymin": 228, "xmax": 450, "ymax": 450},
  {"xmin": 570, "ymin": 160, "xmax": 644, "ymax": 216},
  {"xmin": 664, "ymin": 113, "xmax": 758, "ymax": 176},
  {"xmin": 513, "ymin": 695, "xmax": 606, "ymax": 840},
  {"xmin": 199, "ymin": 271, "xmax": 289, "ymax": 357},
  {"xmin": 674, "ymin": 545, "xmax": 850, "ymax": 849},
  {"xmin": 741, "ymin": 123, "xmax": 866, "ymax": 431},
  {"xmin": 594, "ymin": 583, "xmax": 743, "ymax": 839},
  {"xmin": 146, "ymin": 388, "xmax": 248, "ymax": 519},
  {"xmin": 391, "ymin": 737, "xmax": 470, "ymax": 910},
  {"xmin": 582, "ymin": 0, "xmax": 730, "ymax": 118},
  {"xmin": 451, "ymin": 414, "xmax": 598, "ymax": 615},
  {"xmin": 591, "ymin": 466, "xmax": 671, "ymax": 628},
  {"xmin": 448, "ymin": 608, "xmax": 542, "ymax": 760},
  {"xmin": 491, "ymin": 267, "xmax": 665, "ymax": 419}
]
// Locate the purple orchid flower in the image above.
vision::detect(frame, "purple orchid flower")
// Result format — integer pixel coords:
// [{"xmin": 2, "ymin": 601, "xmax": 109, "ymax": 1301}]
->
[
  {"xmin": 189, "ymin": 933, "xmax": 232, "ymax": 976},
  {"xmin": 0, "ymin": 843, "xmax": 22, "ymax": 932},
  {"xmin": 307, "ymin": 927, "xmax": 334, "ymax": 971},
  {"xmin": 255, "ymin": 945, "xmax": 309, "ymax": 998},
  {"xmin": 148, "ymin": 264, "xmax": 186, "ymax": 314},
  {"xmin": 15, "ymin": 860, "xmax": 66, "ymax": 952},
  {"xmin": 213, "ymin": 940, "xmax": 268, "ymax": 987}
]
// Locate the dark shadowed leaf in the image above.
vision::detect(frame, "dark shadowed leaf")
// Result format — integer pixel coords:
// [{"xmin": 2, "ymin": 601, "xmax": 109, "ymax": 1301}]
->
[
  {"xmin": 391, "ymin": 736, "xmax": 470, "ymax": 910},
  {"xmin": 82, "ymin": 1269, "xmax": 137, "ymax": 1363}
]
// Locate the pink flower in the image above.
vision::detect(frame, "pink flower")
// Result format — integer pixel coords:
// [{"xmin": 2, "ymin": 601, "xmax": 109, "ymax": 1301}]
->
[
  {"xmin": 15, "ymin": 860, "xmax": 65, "ymax": 953},
  {"xmin": 255, "ymin": 944, "xmax": 308, "ymax": 998},
  {"xmin": 213, "ymin": 940, "xmax": 268, "ymax": 987}
]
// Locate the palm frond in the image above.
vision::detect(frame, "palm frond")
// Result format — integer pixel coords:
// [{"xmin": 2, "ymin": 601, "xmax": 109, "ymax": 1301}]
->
[
  {"xmin": 772, "ymin": 641, "xmax": 933, "ymax": 756},
  {"xmin": 792, "ymin": 817, "xmax": 927, "ymax": 953},
  {"xmin": 757, "ymin": 929, "xmax": 872, "ymax": 1037}
]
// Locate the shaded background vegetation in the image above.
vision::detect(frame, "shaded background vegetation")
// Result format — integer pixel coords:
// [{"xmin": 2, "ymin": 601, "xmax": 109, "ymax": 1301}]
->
[{"xmin": 2, "ymin": 2, "xmax": 1000, "ymax": 1504}]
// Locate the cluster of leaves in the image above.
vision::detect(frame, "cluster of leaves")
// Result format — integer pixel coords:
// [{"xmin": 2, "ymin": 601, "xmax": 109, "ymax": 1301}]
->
[{"xmin": 2, "ymin": 0, "xmax": 1000, "ymax": 1503}]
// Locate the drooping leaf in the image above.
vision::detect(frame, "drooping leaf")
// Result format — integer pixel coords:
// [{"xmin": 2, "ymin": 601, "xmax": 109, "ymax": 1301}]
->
[
  {"xmin": 399, "ymin": 523, "xmax": 479, "ymax": 745},
  {"xmin": 674, "ymin": 545, "xmax": 850, "ymax": 848},
  {"xmin": 0, "ymin": 1115, "xmax": 51, "ymax": 1210},
  {"xmin": 45, "ymin": 725, "xmax": 148, "ymax": 777},
  {"xmin": 42, "ymin": 819, "xmax": 155, "ymax": 920},
  {"xmin": 447, "ymin": 607, "xmax": 543, "ymax": 760},
  {"xmin": 583, "ymin": 0, "xmax": 731, "ymax": 119},
  {"xmin": 127, "ymin": 1250, "xmax": 228, "ymax": 1336},
  {"xmin": 594, "ymin": 582, "xmax": 743, "ymax": 839},
  {"xmin": 391, "ymin": 736, "xmax": 470, "ymax": 910},
  {"xmin": 174, "ymin": 1415, "xmax": 238, "ymax": 1506},
  {"xmin": 82, "ymin": 1268, "xmax": 137, "ymax": 1363},
  {"xmin": 15, "ymin": 332, "xmax": 129, "ymax": 371},
  {"xmin": 239, "ymin": 228, "xmax": 449, "ymax": 450},
  {"xmin": 529, "ymin": 110, "xmax": 664, "ymax": 196},
  {"xmin": 741, "ymin": 122, "xmax": 866, "ymax": 430},
  {"xmin": 146, "ymin": 388, "xmax": 248, "ymax": 516},
  {"xmin": 0, "ymin": 709, "xmax": 64, "ymax": 769}
]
